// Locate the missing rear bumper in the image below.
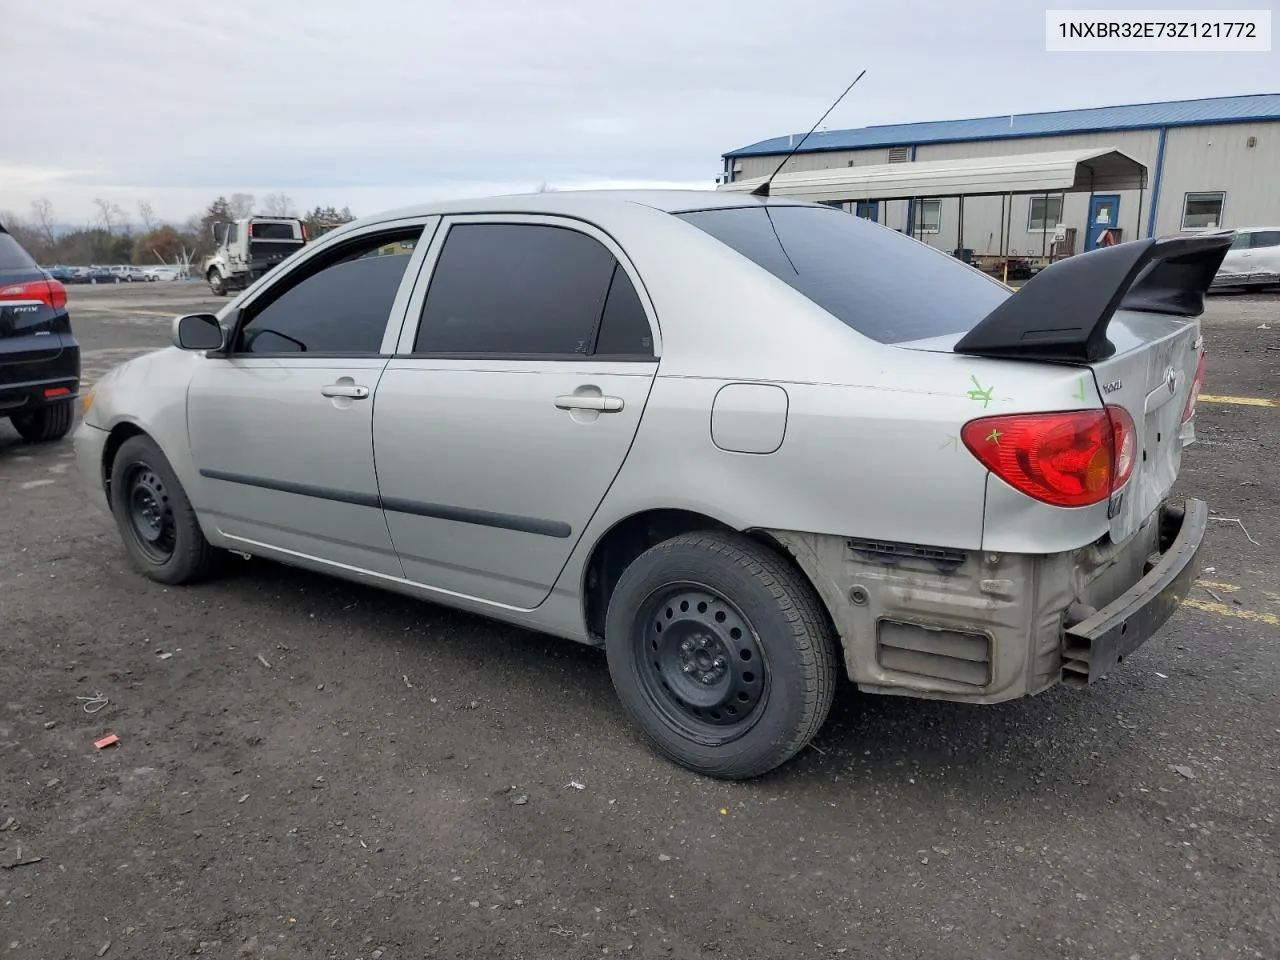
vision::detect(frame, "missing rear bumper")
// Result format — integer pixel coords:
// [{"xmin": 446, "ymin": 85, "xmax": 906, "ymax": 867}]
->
[{"xmin": 1061, "ymin": 498, "xmax": 1207, "ymax": 686}]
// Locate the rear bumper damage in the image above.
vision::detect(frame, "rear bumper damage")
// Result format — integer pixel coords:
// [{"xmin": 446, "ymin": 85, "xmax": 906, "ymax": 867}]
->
[{"xmin": 766, "ymin": 497, "xmax": 1206, "ymax": 704}]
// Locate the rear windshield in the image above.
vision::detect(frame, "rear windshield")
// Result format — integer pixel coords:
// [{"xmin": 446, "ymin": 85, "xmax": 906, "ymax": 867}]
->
[
  {"xmin": 252, "ymin": 222, "xmax": 298, "ymax": 240},
  {"xmin": 676, "ymin": 205, "xmax": 1010, "ymax": 344},
  {"xmin": 0, "ymin": 231, "xmax": 39, "ymax": 272}
]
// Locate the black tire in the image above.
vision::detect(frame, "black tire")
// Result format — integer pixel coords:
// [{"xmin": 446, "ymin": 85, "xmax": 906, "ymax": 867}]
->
[
  {"xmin": 208, "ymin": 270, "xmax": 227, "ymax": 296},
  {"xmin": 11, "ymin": 401, "xmax": 74, "ymax": 443},
  {"xmin": 604, "ymin": 531, "xmax": 838, "ymax": 780},
  {"xmin": 108, "ymin": 435, "xmax": 220, "ymax": 584}
]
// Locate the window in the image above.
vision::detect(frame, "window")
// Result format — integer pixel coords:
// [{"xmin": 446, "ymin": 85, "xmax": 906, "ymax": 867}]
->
[
  {"xmin": 1250, "ymin": 230, "xmax": 1280, "ymax": 249},
  {"xmin": 1229, "ymin": 233, "xmax": 1251, "ymax": 250},
  {"xmin": 676, "ymin": 205, "xmax": 1009, "ymax": 345},
  {"xmin": 913, "ymin": 200, "xmax": 941, "ymax": 234},
  {"xmin": 0, "ymin": 231, "xmax": 38, "ymax": 273},
  {"xmin": 233, "ymin": 229, "xmax": 420, "ymax": 355},
  {"xmin": 1181, "ymin": 192, "xmax": 1225, "ymax": 230},
  {"xmin": 251, "ymin": 222, "xmax": 297, "ymax": 240},
  {"xmin": 226, "ymin": 223, "xmax": 239, "ymax": 245},
  {"xmin": 594, "ymin": 264, "xmax": 654, "ymax": 357},
  {"xmin": 415, "ymin": 222, "xmax": 634, "ymax": 357},
  {"xmin": 1028, "ymin": 196, "xmax": 1063, "ymax": 231}
]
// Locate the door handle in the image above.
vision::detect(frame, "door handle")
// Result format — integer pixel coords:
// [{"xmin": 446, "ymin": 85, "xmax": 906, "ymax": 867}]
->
[
  {"xmin": 555, "ymin": 394, "xmax": 624, "ymax": 413},
  {"xmin": 321, "ymin": 383, "xmax": 370, "ymax": 399}
]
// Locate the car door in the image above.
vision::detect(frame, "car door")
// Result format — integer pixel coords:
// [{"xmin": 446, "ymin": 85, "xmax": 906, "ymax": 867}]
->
[
  {"xmin": 372, "ymin": 216, "xmax": 660, "ymax": 609},
  {"xmin": 1249, "ymin": 229, "xmax": 1280, "ymax": 280},
  {"xmin": 186, "ymin": 219, "xmax": 434, "ymax": 576}
]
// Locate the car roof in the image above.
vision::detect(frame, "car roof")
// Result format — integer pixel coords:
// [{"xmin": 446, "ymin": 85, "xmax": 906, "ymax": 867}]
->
[{"xmin": 355, "ymin": 188, "xmax": 812, "ymax": 227}]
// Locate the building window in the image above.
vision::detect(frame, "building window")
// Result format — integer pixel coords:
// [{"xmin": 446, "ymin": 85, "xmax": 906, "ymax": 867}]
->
[
  {"xmin": 1181, "ymin": 192, "xmax": 1225, "ymax": 230},
  {"xmin": 913, "ymin": 199, "xmax": 941, "ymax": 234},
  {"xmin": 1028, "ymin": 196, "xmax": 1063, "ymax": 231}
]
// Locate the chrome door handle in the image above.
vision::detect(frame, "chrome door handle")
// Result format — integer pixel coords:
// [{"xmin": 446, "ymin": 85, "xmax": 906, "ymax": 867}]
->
[
  {"xmin": 321, "ymin": 383, "xmax": 370, "ymax": 399},
  {"xmin": 555, "ymin": 395, "xmax": 624, "ymax": 413}
]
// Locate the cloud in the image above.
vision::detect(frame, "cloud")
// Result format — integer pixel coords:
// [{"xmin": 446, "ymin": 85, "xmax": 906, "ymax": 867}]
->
[{"xmin": 4, "ymin": 0, "xmax": 1272, "ymax": 221}]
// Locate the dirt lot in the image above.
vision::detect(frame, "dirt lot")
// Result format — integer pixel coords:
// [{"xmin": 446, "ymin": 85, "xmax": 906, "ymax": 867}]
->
[{"xmin": 2, "ymin": 282, "xmax": 1278, "ymax": 960}]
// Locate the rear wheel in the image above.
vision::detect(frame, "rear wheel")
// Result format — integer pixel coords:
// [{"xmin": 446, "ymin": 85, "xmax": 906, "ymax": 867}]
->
[
  {"xmin": 109, "ymin": 435, "xmax": 220, "ymax": 584},
  {"xmin": 11, "ymin": 401, "xmax": 73, "ymax": 443},
  {"xmin": 604, "ymin": 531, "xmax": 838, "ymax": 780}
]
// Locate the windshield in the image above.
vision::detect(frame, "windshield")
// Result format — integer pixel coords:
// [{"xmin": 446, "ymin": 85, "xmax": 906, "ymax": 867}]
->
[{"xmin": 676, "ymin": 204, "xmax": 1011, "ymax": 344}]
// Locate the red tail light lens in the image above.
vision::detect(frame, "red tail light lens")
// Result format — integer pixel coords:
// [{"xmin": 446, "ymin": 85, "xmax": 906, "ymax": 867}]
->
[
  {"xmin": 962, "ymin": 405, "xmax": 1136, "ymax": 508},
  {"xmin": 0, "ymin": 278, "xmax": 67, "ymax": 310},
  {"xmin": 1183, "ymin": 350, "xmax": 1206, "ymax": 422}
]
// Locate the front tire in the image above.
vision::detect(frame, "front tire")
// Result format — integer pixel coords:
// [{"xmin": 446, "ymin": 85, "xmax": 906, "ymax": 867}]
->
[
  {"xmin": 604, "ymin": 531, "xmax": 838, "ymax": 780},
  {"xmin": 208, "ymin": 270, "xmax": 227, "ymax": 296},
  {"xmin": 11, "ymin": 401, "xmax": 74, "ymax": 443},
  {"xmin": 109, "ymin": 435, "xmax": 220, "ymax": 584}
]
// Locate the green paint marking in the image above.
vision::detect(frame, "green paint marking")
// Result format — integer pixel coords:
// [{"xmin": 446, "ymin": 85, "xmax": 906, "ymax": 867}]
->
[
  {"xmin": 967, "ymin": 375, "xmax": 995, "ymax": 408},
  {"xmin": 986, "ymin": 428, "xmax": 1003, "ymax": 445},
  {"xmin": 1073, "ymin": 377, "xmax": 1088, "ymax": 401}
]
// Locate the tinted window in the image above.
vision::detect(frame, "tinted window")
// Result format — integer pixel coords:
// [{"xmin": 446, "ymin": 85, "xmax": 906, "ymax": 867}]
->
[
  {"xmin": 415, "ymin": 223, "xmax": 616, "ymax": 355},
  {"xmin": 0, "ymin": 231, "xmax": 38, "ymax": 273},
  {"xmin": 1229, "ymin": 233, "xmax": 1251, "ymax": 250},
  {"xmin": 676, "ymin": 205, "xmax": 1010, "ymax": 343},
  {"xmin": 235, "ymin": 230, "xmax": 419, "ymax": 355},
  {"xmin": 1251, "ymin": 230, "xmax": 1280, "ymax": 248},
  {"xmin": 594, "ymin": 265, "xmax": 653, "ymax": 356},
  {"xmin": 253, "ymin": 222, "xmax": 297, "ymax": 240}
]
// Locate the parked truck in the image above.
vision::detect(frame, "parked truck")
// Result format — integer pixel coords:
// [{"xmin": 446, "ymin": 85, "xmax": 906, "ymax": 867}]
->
[{"xmin": 205, "ymin": 217, "xmax": 308, "ymax": 296}]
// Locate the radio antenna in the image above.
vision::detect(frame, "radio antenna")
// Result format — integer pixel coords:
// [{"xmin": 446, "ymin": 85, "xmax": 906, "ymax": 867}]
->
[{"xmin": 751, "ymin": 69, "xmax": 867, "ymax": 197}]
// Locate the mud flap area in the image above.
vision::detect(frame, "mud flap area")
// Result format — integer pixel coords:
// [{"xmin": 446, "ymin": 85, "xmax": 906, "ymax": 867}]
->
[{"xmin": 1061, "ymin": 498, "xmax": 1208, "ymax": 686}]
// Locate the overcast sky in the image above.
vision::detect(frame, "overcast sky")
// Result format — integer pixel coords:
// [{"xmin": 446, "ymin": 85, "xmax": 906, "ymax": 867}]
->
[{"xmin": 3, "ymin": 0, "xmax": 1277, "ymax": 224}]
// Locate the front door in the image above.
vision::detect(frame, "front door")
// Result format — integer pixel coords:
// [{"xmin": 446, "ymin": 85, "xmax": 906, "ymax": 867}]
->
[
  {"xmin": 1085, "ymin": 194, "xmax": 1120, "ymax": 251},
  {"xmin": 187, "ymin": 222, "xmax": 429, "ymax": 576},
  {"xmin": 373, "ymin": 216, "xmax": 659, "ymax": 609}
]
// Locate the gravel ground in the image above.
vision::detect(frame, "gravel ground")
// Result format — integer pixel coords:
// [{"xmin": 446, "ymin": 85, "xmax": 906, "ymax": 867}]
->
[{"xmin": 1, "ymin": 282, "xmax": 1277, "ymax": 960}]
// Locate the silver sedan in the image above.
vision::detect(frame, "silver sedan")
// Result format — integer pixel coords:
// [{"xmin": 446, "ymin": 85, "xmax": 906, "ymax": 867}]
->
[{"xmin": 74, "ymin": 190, "xmax": 1229, "ymax": 779}]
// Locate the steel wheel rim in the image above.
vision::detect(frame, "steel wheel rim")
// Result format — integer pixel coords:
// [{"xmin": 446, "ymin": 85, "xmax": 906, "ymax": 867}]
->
[
  {"xmin": 124, "ymin": 463, "xmax": 176, "ymax": 563},
  {"xmin": 632, "ymin": 582, "xmax": 770, "ymax": 745}
]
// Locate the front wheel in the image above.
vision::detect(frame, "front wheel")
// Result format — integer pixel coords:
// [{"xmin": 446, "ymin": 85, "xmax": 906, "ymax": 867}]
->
[
  {"xmin": 208, "ymin": 270, "xmax": 227, "ymax": 296},
  {"xmin": 605, "ymin": 531, "xmax": 838, "ymax": 780},
  {"xmin": 109, "ymin": 435, "xmax": 221, "ymax": 584},
  {"xmin": 11, "ymin": 401, "xmax": 74, "ymax": 443}
]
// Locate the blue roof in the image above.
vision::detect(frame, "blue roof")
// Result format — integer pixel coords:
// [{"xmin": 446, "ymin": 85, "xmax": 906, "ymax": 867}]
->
[{"xmin": 725, "ymin": 93, "xmax": 1280, "ymax": 158}]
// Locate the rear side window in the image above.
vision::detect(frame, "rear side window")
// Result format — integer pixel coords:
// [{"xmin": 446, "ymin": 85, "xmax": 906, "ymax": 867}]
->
[
  {"xmin": 415, "ymin": 223, "xmax": 619, "ymax": 356},
  {"xmin": 676, "ymin": 205, "xmax": 1010, "ymax": 344},
  {"xmin": 1251, "ymin": 230, "xmax": 1280, "ymax": 248},
  {"xmin": 594, "ymin": 264, "xmax": 654, "ymax": 357},
  {"xmin": 0, "ymin": 232, "xmax": 38, "ymax": 272}
]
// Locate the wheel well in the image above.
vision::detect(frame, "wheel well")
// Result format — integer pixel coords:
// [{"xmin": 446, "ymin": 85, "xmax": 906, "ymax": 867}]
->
[
  {"xmin": 101, "ymin": 422, "xmax": 148, "ymax": 496},
  {"xmin": 581, "ymin": 509, "xmax": 815, "ymax": 642}
]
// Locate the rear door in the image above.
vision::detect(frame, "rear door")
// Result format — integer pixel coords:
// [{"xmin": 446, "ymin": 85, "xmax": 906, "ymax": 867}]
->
[
  {"xmin": 373, "ymin": 216, "xmax": 660, "ymax": 609},
  {"xmin": 1249, "ymin": 229, "xmax": 1280, "ymax": 280},
  {"xmin": 1081, "ymin": 310, "xmax": 1201, "ymax": 542}
]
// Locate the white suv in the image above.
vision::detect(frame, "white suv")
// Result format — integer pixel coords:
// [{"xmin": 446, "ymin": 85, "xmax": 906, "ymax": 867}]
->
[{"xmin": 1214, "ymin": 227, "xmax": 1280, "ymax": 290}]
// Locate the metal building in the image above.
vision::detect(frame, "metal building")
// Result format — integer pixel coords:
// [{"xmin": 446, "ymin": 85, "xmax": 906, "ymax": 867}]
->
[{"xmin": 720, "ymin": 93, "xmax": 1280, "ymax": 258}]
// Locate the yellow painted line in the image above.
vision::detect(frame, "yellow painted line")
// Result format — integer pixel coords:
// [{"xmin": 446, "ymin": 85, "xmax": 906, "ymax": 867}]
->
[
  {"xmin": 1196, "ymin": 580, "xmax": 1240, "ymax": 593},
  {"xmin": 1182, "ymin": 598, "xmax": 1280, "ymax": 627},
  {"xmin": 1200, "ymin": 394, "xmax": 1280, "ymax": 408}
]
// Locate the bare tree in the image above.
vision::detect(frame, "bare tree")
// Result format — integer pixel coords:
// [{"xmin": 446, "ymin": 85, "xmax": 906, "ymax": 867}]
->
[
  {"xmin": 138, "ymin": 200, "xmax": 157, "ymax": 233},
  {"xmin": 31, "ymin": 197, "xmax": 57, "ymax": 249},
  {"xmin": 93, "ymin": 197, "xmax": 119, "ymax": 234},
  {"xmin": 260, "ymin": 191, "xmax": 297, "ymax": 217},
  {"xmin": 228, "ymin": 193, "xmax": 255, "ymax": 219},
  {"xmin": 536, "ymin": 181, "xmax": 557, "ymax": 193},
  {"xmin": 111, "ymin": 203, "xmax": 129, "ymax": 232}
]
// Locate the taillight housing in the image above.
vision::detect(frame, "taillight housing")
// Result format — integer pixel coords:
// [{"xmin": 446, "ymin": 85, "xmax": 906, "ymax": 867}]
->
[
  {"xmin": 1182, "ymin": 350, "xmax": 1206, "ymax": 422},
  {"xmin": 0, "ymin": 278, "xmax": 67, "ymax": 310},
  {"xmin": 962, "ymin": 405, "xmax": 1137, "ymax": 508}
]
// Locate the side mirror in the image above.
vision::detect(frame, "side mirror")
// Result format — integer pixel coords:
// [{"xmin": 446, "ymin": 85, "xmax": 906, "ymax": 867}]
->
[{"xmin": 173, "ymin": 313, "xmax": 225, "ymax": 351}]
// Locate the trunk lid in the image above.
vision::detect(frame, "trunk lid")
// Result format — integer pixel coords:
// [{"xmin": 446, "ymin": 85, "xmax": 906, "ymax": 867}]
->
[{"xmin": 1082, "ymin": 310, "xmax": 1200, "ymax": 541}]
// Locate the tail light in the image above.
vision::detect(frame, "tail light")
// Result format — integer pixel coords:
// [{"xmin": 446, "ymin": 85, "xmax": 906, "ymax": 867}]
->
[
  {"xmin": 247, "ymin": 222, "xmax": 254, "ymax": 238},
  {"xmin": 962, "ymin": 405, "xmax": 1137, "ymax": 508},
  {"xmin": 0, "ymin": 278, "xmax": 67, "ymax": 310},
  {"xmin": 1182, "ymin": 350, "xmax": 1206, "ymax": 422}
]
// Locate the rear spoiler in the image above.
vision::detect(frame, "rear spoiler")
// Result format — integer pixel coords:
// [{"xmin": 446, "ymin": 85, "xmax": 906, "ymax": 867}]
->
[{"xmin": 953, "ymin": 230, "xmax": 1235, "ymax": 363}]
